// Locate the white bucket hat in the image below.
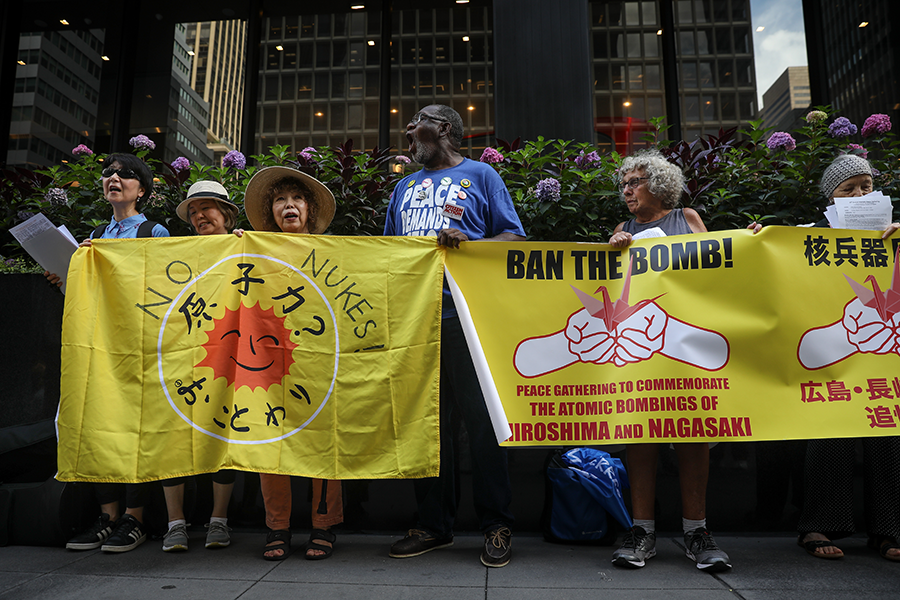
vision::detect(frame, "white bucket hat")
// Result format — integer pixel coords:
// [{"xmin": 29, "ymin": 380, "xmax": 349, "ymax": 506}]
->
[{"xmin": 176, "ymin": 180, "xmax": 239, "ymax": 223}]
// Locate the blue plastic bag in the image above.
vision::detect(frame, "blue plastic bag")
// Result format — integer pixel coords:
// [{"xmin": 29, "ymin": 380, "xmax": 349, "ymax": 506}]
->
[{"xmin": 560, "ymin": 447, "xmax": 633, "ymax": 530}]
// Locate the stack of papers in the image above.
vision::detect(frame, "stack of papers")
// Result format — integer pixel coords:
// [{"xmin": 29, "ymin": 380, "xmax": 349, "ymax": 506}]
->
[
  {"xmin": 824, "ymin": 191, "xmax": 894, "ymax": 230},
  {"xmin": 9, "ymin": 214, "xmax": 79, "ymax": 294}
]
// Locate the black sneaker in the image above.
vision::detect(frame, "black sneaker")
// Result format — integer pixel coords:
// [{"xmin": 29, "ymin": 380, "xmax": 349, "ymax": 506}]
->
[
  {"xmin": 481, "ymin": 526, "xmax": 512, "ymax": 567},
  {"xmin": 101, "ymin": 514, "xmax": 147, "ymax": 553},
  {"xmin": 389, "ymin": 529, "xmax": 453, "ymax": 558},
  {"xmin": 66, "ymin": 514, "xmax": 115, "ymax": 550}
]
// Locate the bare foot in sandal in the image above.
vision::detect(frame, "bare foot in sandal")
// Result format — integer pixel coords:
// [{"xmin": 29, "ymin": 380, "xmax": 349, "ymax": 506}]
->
[
  {"xmin": 799, "ymin": 532, "xmax": 844, "ymax": 559},
  {"xmin": 305, "ymin": 528, "xmax": 336, "ymax": 560}
]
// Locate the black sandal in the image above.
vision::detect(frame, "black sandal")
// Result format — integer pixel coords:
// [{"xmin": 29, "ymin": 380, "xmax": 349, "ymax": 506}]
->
[
  {"xmin": 305, "ymin": 528, "xmax": 336, "ymax": 560},
  {"xmin": 263, "ymin": 529, "xmax": 292, "ymax": 561},
  {"xmin": 868, "ymin": 535, "xmax": 900, "ymax": 562},
  {"xmin": 797, "ymin": 534, "xmax": 844, "ymax": 559}
]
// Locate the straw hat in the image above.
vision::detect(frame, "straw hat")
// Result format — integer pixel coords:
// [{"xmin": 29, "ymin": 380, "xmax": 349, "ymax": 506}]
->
[
  {"xmin": 176, "ymin": 181, "xmax": 239, "ymax": 223},
  {"xmin": 244, "ymin": 166, "xmax": 336, "ymax": 234}
]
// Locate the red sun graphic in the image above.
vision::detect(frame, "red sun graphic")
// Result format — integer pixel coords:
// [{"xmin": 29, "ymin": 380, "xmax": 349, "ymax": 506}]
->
[{"xmin": 196, "ymin": 301, "xmax": 298, "ymax": 391}]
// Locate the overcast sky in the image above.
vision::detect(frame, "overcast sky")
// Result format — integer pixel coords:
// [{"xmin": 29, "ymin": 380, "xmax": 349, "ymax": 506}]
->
[{"xmin": 749, "ymin": 0, "xmax": 808, "ymax": 109}]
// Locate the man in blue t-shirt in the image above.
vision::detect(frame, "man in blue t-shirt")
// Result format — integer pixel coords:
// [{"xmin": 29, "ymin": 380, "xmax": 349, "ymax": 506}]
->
[{"xmin": 385, "ymin": 105, "xmax": 525, "ymax": 568}]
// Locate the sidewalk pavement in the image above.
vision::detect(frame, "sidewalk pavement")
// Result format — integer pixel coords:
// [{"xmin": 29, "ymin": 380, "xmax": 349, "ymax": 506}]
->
[{"xmin": 0, "ymin": 532, "xmax": 895, "ymax": 599}]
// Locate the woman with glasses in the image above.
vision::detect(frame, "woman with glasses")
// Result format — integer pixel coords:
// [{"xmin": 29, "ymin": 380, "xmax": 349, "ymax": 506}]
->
[
  {"xmin": 49, "ymin": 152, "xmax": 169, "ymax": 553},
  {"xmin": 607, "ymin": 150, "xmax": 730, "ymax": 572},
  {"xmin": 608, "ymin": 149, "xmax": 706, "ymax": 248}
]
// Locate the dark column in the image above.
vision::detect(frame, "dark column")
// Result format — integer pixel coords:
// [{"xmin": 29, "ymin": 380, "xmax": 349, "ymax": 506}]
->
[
  {"xmin": 659, "ymin": 0, "xmax": 681, "ymax": 143},
  {"xmin": 241, "ymin": 0, "xmax": 263, "ymax": 160},
  {"xmin": 0, "ymin": 2, "xmax": 23, "ymax": 165},
  {"xmin": 109, "ymin": 3, "xmax": 141, "ymax": 152},
  {"xmin": 801, "ymin": 0, "xmax": 829, "ymax": 108},
  {"xmin": 493, "ymin": 0, "xmax": 593, "ymax": 143},
  {"xmin": 377, "ymin": 0, "xmax": 393, "ymax": 151}
]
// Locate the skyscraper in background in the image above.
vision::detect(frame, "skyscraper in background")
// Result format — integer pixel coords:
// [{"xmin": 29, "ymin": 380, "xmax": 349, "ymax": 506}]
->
[
  {"xmin": 184, "ymin": 21, "xmax": 247, "ymax": 164},
  {"xmin": 170, "ymin": 22, "xmax": 213, "ymax": 165},
  {"xmin": 9, "ymin": 30, "xmax": 104, "ymax": 168},
  {"xmin": 803, "ymin": 0, "xmax": 900, "ymax": 126},
  {"xmin": 760, "ymin": 66, "xmax": 810, "ymax": 130}
]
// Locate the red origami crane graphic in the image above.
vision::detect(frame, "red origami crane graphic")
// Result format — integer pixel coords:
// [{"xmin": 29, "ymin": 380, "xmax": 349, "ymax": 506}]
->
[
  {"xmin": 569, "ymin": 259, "xmax": 664, "ymax": 332},
  {"xmin": 843, "ymin": 255, "xmax": 900, "ymax": 322}
]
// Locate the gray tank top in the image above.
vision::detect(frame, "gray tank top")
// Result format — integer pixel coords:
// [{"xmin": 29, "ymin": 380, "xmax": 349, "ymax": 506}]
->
[{"xmin": 622, "ymin": 209, "xmax": 693, "ymax": 236}]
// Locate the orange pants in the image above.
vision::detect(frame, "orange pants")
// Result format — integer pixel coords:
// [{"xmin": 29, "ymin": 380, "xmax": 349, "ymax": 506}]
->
[{"xmin": 259, "ymin": 474, "xmax": 343, "ymax": 531}]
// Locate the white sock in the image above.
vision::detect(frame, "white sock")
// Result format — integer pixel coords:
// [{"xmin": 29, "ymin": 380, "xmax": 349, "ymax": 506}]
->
[
  {"xmin": 683, "ymin": 518, "xmax": 706, "ymax": 534},
  {"xmin": 167, "ymin": 518, "xmax": 186, "ymax": 531},
  {"xmin": 634, "ymin": 519, "xmax": 655, "ymax": 533},
  {"xmin": 209, "ymin": 516, "xmax": 227, "ymax": 525}
]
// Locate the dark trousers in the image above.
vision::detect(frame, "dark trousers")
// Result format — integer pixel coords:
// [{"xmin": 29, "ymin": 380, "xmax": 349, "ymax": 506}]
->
[
  {"xmin": 95, "ymin": 482, "xmax": 152, "ymax": 510},
  {"xmin": 414, "ymin": 316, "xmax": 514, "ymax": 538}
]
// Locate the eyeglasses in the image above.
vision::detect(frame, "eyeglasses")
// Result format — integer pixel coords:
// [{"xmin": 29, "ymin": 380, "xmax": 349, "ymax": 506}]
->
[
  {"xmin": 101, "ymin": 167, "xmax": 139, "ymax": 179},
  {"xmin": 409, "ymin": 112, "xmax": 450, "ymax": 126},
  {"xmin": 619, "ymin": 176, "xmax": 649, "ymax": 191}
]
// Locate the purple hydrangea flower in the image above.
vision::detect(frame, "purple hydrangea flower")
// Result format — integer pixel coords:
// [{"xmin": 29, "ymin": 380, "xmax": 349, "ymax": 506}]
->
[
  {"xmin": 298, "ymin": 151, "xmax": 315, "ymax": 163},
  {"xmin": 129, "ymin": 134, "xmax": 156, "ymax": 151},
  {"xmin": 222, "ymin": 150, "xmax": 246, "ymax": 169},
  {"xmin": 171, "ymin": 157, "xmax": 191, "ymax": 173},
  {"xmin": 72, "ymin": 144, "xmax": 93, "ymax": 157},
  {"xmin": 17, "ymin": 210, "xmax": 34, "ymax": 223},
  {"xmin": 5, "ymin": 258, "xmax": 15, "ymax": 267},
  {"xmin": 480, "ymin": 147, "xmax": 504, "ymax": 164},
  {"xmin": 44, "ymin": 187, "xmax": 68, "ymax": 207},
  {"xmin": 861, "ymin": 113, "xmax": 892, "ymax": 138},
  {"xmin": 765, "ymin": 132, "xmax": 796, "ymax": 152},
  {"xmin": 302, "ymin": 146, "xmax": 317, "ymax": 154},
  {"xmin": 395, "ymin": 155, "xmax": 411, "ymax": 164},
  {"xmin": 805, "ymin": 110, "xmax": 827, "ymax": 124},
  {"xmin": 845, "ymin": 143, "xmax": 868, "ymax": 159},
  {"xmin": 828, "ymin": 117, "xmax": 858, "ymax": 138},
  {"xmin": 535, "ymin": 178, "xmax": 561, "ymax": 202},
  {"xmin": 575, "ymin": 150, "xmax": 602, "ymax": 168}
]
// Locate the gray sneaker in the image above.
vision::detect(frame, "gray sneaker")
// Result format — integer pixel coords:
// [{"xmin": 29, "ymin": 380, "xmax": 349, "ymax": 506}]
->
[
  {"xmin": 612, "ymin": 526, "xmax": 656, "ymax": 568},
  {"xmin": 205, "ymin": 521, "xmax": 231, "ymax": 549},
  {"xmin": 162, "ymin": 523, "xmax": 189, "ymax": 552},
  {"xmin": 684, "ymin": 528, "xmax": 731, "ymax": 571}
]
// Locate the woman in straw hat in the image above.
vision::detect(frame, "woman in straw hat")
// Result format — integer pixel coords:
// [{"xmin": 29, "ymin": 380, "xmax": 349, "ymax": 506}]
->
[
  {"xmin": 243, "ymin": 166, "xmax": 342, "ymax": 561},
  {"xmin": 157, "ymin": 181, "xmax": 242, "ymax": 553}
]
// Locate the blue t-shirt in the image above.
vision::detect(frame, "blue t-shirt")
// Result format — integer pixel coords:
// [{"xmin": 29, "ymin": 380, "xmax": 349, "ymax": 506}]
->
[
  {"xmin": 92, "ymin": 213, "xmax": 169, "ymax": 239},
  {"xmin": 384, "ymin": 158, "xmax": 525, "ymax": 318}
]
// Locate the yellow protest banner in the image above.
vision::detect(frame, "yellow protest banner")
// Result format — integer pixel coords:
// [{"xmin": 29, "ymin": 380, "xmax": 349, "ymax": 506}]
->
[
  {"xmin": 57, "ymin": 233, "xmax": 443, "ymax": 483},
  {"xmin": 445, "ymin": 226, "xmax": 900, "ymax": 446}
]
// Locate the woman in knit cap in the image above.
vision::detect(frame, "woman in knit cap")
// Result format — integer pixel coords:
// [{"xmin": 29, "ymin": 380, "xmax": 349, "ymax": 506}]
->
[{"xmin": 795, "ymin": 153, "xmax": 900, "ymax": 562}]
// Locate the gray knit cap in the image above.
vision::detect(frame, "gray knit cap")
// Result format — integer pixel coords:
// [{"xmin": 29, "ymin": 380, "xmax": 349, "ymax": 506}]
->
[{"xmin": 820, "ymin": 154, "xmax": 873, "ymax": 199}]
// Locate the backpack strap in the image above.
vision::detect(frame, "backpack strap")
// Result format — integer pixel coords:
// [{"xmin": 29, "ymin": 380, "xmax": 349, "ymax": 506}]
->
[
  {"xmin": 91, "ymin": 223, "xmax": 107, "ymax": 240},
  {"xmin": 137, "ymin": 220, "xmax": 159, "ymax": 238}
]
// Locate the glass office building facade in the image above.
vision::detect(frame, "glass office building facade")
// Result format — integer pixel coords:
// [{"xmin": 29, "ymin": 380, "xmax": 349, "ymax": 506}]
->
[
  {"xmin": 255, "ymin": 6, "xmax": 495, "ymax": 156},
  {"xmin": 253, "ymin": 1, "xmax": 757, "ymax": 157}
]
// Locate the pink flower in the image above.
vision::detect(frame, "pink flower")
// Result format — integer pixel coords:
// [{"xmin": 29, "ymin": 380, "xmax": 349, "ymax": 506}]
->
[
  {"xmin": 845, "ymin": 143, "xmax": 868, "ymax": 159},
  {"xmin": 480, "ymin": 147, "xmax": 504, "ymax": 164},
  {"xmin": 72, "ymin": 144, "xmax": 93, "ymax": 156},
  {"xmin": 395, "ymin": 155, "xmax": 411, "ymax": 164},
  {"xmin": 861, "ymin": 114, "xmax": 892, "ymax": 138}
]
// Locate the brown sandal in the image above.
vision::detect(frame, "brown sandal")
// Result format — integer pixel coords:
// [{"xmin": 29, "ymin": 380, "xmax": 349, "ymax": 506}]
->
[{"xmin": 869, "ymin": 535, "xmax": 900, "ymax": 562}]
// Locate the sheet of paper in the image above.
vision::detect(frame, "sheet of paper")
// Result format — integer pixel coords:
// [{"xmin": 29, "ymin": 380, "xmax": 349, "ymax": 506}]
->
[
  {"xmin": 831, "ymin": 191, "xmax": 893, "ymax": 231},
  {"xmin": 9, "ymin": 213, "xmax": 79, "ymax": 294},
  {"xmin": 632, "ymin": 226, "xmax": 666, "ymax": 240}
]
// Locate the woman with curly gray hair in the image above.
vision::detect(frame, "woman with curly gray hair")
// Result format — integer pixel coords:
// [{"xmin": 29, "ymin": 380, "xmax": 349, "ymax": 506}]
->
[
  {"xmin": 608, "ymin": 149, "xmax": 707, "ymax": 248},
  {"xmin": 607, "ymin": 150, "xmax": 729, "ymax": 573}
]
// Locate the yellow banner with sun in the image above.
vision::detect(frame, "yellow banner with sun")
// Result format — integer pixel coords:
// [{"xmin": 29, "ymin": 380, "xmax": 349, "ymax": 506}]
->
[
  {"xmin": 444, "ymin": 227, "xmax": 900, "ymax": 446},
  {"xmin": 56, "ymin": 233, "xmax": 443, "ymax": 483}
]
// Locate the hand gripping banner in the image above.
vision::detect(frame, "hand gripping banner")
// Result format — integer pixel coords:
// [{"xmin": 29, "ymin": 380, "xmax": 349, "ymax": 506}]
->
[
  {"xmin": 57, "ymin": 233, "xmax": 443, "ymax": 482},
  {"xmin": 444, "ymin": 227, "xmax": 900, "ymax": 446}
]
